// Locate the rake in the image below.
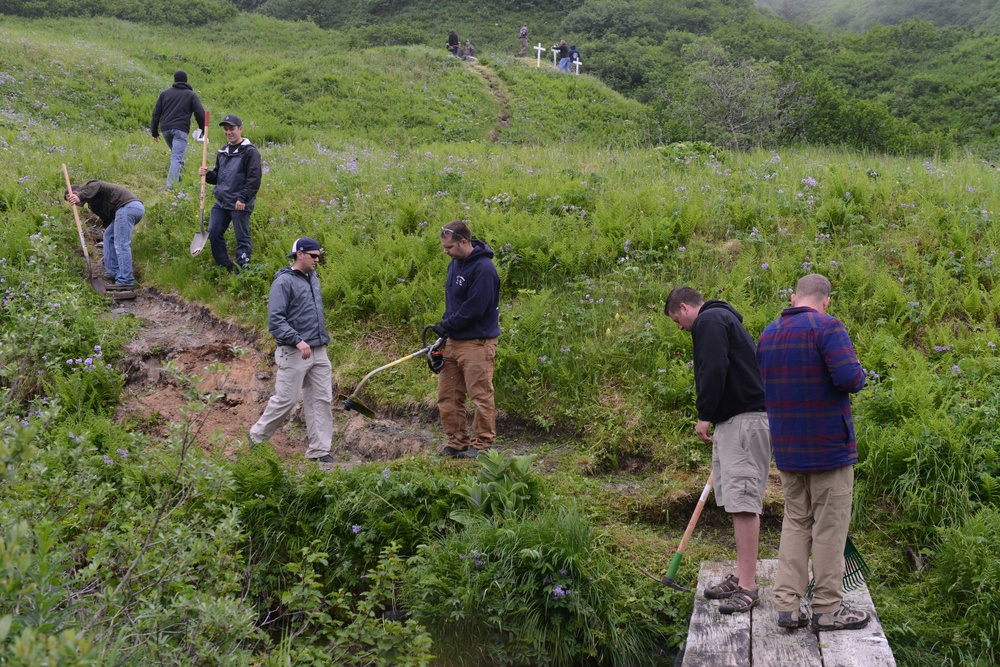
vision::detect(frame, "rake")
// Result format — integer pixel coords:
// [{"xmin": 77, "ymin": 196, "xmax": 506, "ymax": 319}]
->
[{"xmin": 806, "ymin": 535, "xmax": 870, "ymax": 598}]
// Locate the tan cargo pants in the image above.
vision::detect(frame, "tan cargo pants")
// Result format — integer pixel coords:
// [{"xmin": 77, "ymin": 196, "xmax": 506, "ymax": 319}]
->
[{"xmin": 437, "ymin": 337, "xmax": 497, "ymax": 451}]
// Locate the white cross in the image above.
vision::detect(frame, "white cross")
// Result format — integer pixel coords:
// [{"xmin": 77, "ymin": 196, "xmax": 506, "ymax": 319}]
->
[
  {"xmin": 534, "ymin": 43, "xmax": 545, "ymax": 68},
  {"xmin": 574, "ymin": 59, "xmax": 582, "ymax": 75},
  {"xmin": 552, "ymin": 46, "xmax": 559, "ymax": 69}
]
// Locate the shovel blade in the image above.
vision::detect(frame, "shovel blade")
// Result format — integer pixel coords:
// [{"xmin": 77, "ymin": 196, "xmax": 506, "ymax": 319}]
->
[
  {"xmin": 88, "ymin": 276, "xmax": 107, "ymax": 294},
  {"xmin": 338, "ymin": 394, "xmax": 376, "ymax": 419},
  {"xmin": 190, "ymin": 231, "xmax": 210, "ymax": 257}
]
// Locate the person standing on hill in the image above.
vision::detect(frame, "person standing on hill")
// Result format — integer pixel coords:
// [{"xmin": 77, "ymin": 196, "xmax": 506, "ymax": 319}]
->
[
  {"xmin": 569, "ymin": 45, "xmax": 581, "ymax": 70},
  {"xmin": 65, "ymin": 180, "xmax": 144, "ymax": 290},
  {"xmin": 430, "ymin": 221, "xmax": 501, "ymax": 459},
  {"xmin": 198, "ymin": 113, "xmax": 261, "ymax": 273},
  {"xmin": 150, "ymin": 70, "xmax": 205, "ymax": 191},
  {"xmin": 249, "ymin": 237, "xmax": 334, "ymax": 464},
  {"xmin": 555, "ymin": 40, "xmax": 571, "ymax": 72},
  {"xmin": 665, "ymin": 287, "xmax": 772, "ymax": 615},
  {"xmin": 756, "ymin": 273, "xmax": 871, "ymax": 632},
  {"xmin": 446, "ymin": 30, "xmax": 460, "ymax": 56},
  {"xmin": 518, "ymin": 24, "xmax": 529, "ymax": 57}
]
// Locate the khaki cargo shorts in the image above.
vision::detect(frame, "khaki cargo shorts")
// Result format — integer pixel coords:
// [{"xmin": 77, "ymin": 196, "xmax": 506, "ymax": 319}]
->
[{"xmin": 712, "ymin": 411, "xmax": 771, "ymax": 514}]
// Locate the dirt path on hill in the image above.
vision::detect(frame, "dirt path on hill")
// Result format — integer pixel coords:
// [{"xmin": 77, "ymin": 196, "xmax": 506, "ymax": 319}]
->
[{"xmin": 465, "ymin": 62, "xmax": 512, "ymax": 143}]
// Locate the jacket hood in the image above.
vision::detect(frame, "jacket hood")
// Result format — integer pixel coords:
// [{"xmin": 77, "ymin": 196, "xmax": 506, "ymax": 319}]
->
[
  {"xmin": 463, "ymin": 239, "xmax": 495, "ymax": 262},
  {"xmin": 171, "ymin": 82, "xmax": 193, "ymax": 91},
  {"xmin": 700, "ymin": 299, "xmax": 743, "ymax": 323}
]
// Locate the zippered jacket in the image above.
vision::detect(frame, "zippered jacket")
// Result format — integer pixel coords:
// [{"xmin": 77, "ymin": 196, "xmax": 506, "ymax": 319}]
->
[
  {"xmin": 150, "ymin": 82, "xmax": 205, "ymax": 137},
  {"xmin": 75, "ymin": 180, "xmax": 140, "ymax": 226},
  {"xmin": 267, "ymin": 267, "xmax": 330, "ymax": 349},
  {"xmin": 440, "ymin": 240, "xmax": 500, "ymax": 340},
  {"xmin": 206, "ymin": 139, "xmax": 262, "ymax": 211},
  {"xmin": 690, "ymin": 300, "xmax": 766, "ymax": 424}
]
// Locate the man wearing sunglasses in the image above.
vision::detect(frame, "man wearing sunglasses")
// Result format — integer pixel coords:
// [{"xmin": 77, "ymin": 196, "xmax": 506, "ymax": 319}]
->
[
  {"xmin": 249, "ymin": 237, "xmax": 335, "ymax": 463},
  {"xmin": 431, "ymin": 221, "xmax": 501, "ymax": 459}
]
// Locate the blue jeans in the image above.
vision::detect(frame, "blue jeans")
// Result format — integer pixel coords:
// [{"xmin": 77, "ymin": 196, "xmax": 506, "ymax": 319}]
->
[
  {"xmin": 208, "ymin": 204, "xmax": 252, "ymax": 269},
  {"xmin": 104, "ymin": 200, "xmax": 144, "ymax": 286},
  {"xmin": 162, "ymin": 128, "xmax": 188, "ymax": 190},
  {"xmin": 558, "ymin": 57, "xmax": 571, "ymax": 72}
]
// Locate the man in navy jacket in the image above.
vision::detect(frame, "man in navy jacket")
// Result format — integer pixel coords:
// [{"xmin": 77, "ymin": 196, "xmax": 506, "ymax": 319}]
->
[
  {"xmin": 757, "ymin": 273, "xmax": 870, "ymax": 631},
  {"xmin": 431, "ymin": 221, "xmax": 500, "ymax": 459},
  {"xmin": 198, "ymin": 114, "xmax": 261, "ymax": 272}
]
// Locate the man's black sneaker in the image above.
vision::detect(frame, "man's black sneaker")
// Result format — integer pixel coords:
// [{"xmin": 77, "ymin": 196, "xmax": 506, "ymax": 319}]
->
[{"xmin": 309, "ymin": 454, "xmax": 335, "ymax": 463}]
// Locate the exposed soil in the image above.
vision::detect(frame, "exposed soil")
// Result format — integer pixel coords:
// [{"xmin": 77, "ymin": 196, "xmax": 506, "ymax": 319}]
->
[{"xmin": 108, "ymin": 286, "xmax": 443, "ymax": 469}]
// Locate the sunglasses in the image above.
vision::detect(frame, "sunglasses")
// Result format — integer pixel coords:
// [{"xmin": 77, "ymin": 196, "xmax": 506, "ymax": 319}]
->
[
  {"xmin": 440, "ymin": 227, "xmax": 470, "ymax": 241},
  {"xmin": 305, "ymin": 252, "xmax": 321, "ymax": 260}
]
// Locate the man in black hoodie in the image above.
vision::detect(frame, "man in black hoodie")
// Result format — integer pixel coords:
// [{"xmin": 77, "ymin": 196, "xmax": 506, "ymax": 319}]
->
[
  {"xmin": 431, "ymin": 221, "xmax": 501, "ymax": 459},
  {"xmin": 150, "ymin": 70, "xmax": 206, "ymax": 190},
  {"xmin": 198, "ymin": 114, "xmax": 262, "ymax": 272},
  {"xmin": 665, "ymin": 287, "xmax": 772, "ymax": 615}
]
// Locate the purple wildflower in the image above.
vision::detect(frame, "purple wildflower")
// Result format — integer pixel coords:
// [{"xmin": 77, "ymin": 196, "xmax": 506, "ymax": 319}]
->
[{"xmin": 352, "ymin": 524, "xmax": 362, "ymax": 534}]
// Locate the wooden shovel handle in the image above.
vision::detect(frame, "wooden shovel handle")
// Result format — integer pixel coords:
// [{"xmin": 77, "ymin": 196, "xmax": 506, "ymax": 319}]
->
[
  {"xmin": 62, "ymin": 163, "xmax": 92, "ymax": 265},
  {"xmin": 199, "ymin": 109, "xmax": 210, "ymax": 216}
]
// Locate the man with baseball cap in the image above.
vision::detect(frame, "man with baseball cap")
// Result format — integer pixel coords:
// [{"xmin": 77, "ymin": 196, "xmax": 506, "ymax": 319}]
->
[
  {"xmin": 249, "ymin": 237, "xmax": 335, "ymax": 463},
  {"xmin": 198, "ymin": 113, "xmax": 261, "ymax": 273},
  {"xmin": 150, "ymin": 70, "xmax": 205, "ymax": 190}
]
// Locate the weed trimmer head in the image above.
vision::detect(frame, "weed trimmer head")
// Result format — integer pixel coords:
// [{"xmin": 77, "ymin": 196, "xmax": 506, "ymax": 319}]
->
[{"xmin": 338, "ymin": 325, "xmax": 446, "ymax": 420}]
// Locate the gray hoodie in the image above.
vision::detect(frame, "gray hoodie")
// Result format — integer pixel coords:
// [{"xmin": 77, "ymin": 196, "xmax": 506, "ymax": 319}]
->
[{"xmin": 267, "ymin": 266, "xmax": 330, "ymax": 348}]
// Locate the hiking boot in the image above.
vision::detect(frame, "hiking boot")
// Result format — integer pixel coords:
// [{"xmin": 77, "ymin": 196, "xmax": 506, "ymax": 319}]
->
[
  {"xmin": 811, "ymin": 603, "xmax": 871, "ymax": 631},
  {"xmin": 441, "ymin": 445, "xmax": 478, "ymax": 458},
  {"xmin": 309, "ymin": 454, "xmax": 335, "ymax": 463},
  {"xmin": 778, "ymin": 610, "xmax": 810, "ymax": 628},
  {"xmin": 704, "ymin": 574, "xmax": 740, "ymax": 600},
  {"xmin": 719, "ymin": 587, "xmax": 759, "ymax": 615},
  {"xmin": 105, "ymin": 282, "xmax": 135, "ymax": 291}
]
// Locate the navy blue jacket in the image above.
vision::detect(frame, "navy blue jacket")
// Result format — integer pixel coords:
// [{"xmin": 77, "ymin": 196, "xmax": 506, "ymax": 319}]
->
[
  {"xmin": 150, "ymin": 82, "xmax": 205, "ymax": 137},
  {"xmin": 206, "ymin": 139, "xmax": 262, "ymax": 212},
  {"xmin": 441, "ymin": 240, "xmax": 500, "ymax": 340}
]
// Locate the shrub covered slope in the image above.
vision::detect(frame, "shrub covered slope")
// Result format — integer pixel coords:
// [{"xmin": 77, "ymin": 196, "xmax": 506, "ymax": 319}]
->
[{"xmin": 1, "ymin": 13, "xmax": 999, "ymax": 667}]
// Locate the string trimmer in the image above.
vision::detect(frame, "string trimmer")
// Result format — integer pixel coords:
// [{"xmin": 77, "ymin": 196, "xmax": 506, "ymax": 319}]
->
[
  {"xmin": 339, "ymin": 325, "xmax": 446, "ymax": 419},
  {"xmin": 639, "ymin": 471, "xmax": 714, "ymax": 592}
]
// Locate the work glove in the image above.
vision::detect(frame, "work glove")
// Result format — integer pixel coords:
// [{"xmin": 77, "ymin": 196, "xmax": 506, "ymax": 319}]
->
[{"xmin": 430, "ymin": 322, "xmax": 449, "ymax": 338}]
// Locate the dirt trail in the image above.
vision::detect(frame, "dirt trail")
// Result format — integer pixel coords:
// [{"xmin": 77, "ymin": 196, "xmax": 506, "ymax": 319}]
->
[
  {"xmin": 465, "ymin": 61, "xmax": 512, "ymax": 143},
  {"xmin": 109, "ymin": 287, "xmax": 441, "ymax": 467}
]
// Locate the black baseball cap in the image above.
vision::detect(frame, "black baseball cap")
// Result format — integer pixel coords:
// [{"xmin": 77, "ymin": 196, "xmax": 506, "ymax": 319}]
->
[
  {"xmin": 219, "ymin": 114, "xmax": 242, "ymax": 127},
  {"xmin": 287, "ymin": 237, "xmax": 322, "ymax": 258}
]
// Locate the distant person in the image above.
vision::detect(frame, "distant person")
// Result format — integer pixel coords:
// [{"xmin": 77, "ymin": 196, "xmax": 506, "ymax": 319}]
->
[
  {"xmin": 446, "ymin": 30, "xmax": 460, "ymax": 56},
  {"xmin": 198, "ymin": 113, "xmax": 261, "ymax": 273},
  {"xmin": 65, "ymin": 180, "xmax": 144, "ymax": 290},
  {"xmin": 756, "ymin": 274, "xmax": 871, "ymax": 632},
  {"xmin": 150, "ymin": 70, "xmax": 205, "ymax": 190},
  {"xmin": 555, "ymin": 40, "xmax": 571, "ymax": 72},
  {"xmin": 431, "ymin": 221, "xmax": 500, "ymax": 459},
  {"xmin": 518, "ymin": 24, "xmax": 529, "ymax": 57},
  {"xmin": 665, "ymin": 287, "xmax": 771, "ymax": 615},
  {"xmin": 250, "ymin": 238, "xmax": 334, "ymax": 464},
  {"xmin": 464, "ymin": 40, "xmax": 475, "ymax": 60},
  {"xmin": 569, "ymin": 44, "xmax": 581, "ymax": 68}
]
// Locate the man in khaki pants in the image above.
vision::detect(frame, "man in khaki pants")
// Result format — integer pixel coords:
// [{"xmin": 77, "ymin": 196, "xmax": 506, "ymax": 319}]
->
[
  {"xmin": 250, "ymin": 237, "xmax": 334, "ymax": 463},
  {"xmin": 431, "ymin": 221, "xmax": 500, "ymax": 459},
  {"xmin": 757, "ymin": 273, "xmax": 870, "ymax": 631}
]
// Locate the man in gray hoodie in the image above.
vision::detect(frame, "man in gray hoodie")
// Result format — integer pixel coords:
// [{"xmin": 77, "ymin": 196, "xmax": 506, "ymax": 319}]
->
[{"xmin": 249, "ymin": 237, "xmax": 334, "ymax": 463}]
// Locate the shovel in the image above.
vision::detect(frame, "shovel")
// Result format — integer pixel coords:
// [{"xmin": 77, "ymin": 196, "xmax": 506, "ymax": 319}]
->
[
  {"xmin": 190, "ymin": 108, "xmax": 210, "ymax": 256},
  {"xmin": 639, "ymin": 471, "xmax": 714, "ymax": 591},
  {"xmin": 339, "ymin": 325, "xmax": 446, "ymax": 419},
  {"xmin": 61, "ymin": 164, "xmax": 106, "ymax": 294}
]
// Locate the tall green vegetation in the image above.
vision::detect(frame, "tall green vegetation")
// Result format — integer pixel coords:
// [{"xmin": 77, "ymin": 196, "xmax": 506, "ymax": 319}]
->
[{"xmin": 3, "ymin": 12, "xmax": 1000, "ymax": 666}]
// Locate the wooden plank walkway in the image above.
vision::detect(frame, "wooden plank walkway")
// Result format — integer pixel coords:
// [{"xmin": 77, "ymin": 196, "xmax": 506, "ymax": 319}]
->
[{"xmin": 682, "ymin": 559, "xmax": 896, "ymax": 667}]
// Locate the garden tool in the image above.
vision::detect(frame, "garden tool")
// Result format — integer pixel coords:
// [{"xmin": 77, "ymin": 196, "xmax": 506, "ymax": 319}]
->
[
  {"xmin": 61, "ymin": 163, "xmax": 107, "ymax": 294},
  {"xmin": 639, "ymin": 471, "xmax": 714, "ymax": 592},
  {"xmin": 806, "ymin": 535, "xmax": 871, "ymax": 598},
  {"xmin": 190, "ymin": 109, "xmax": 211, "ymax": 256},
  {"xmin": 339, "ymin": 325, "xmax": 446, "ymax": 419}
]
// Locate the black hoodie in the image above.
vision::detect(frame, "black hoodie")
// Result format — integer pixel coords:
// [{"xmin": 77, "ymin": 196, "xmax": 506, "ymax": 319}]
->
[
  {"xmin": 690, "ymin": 300, "xmax": 766, "ymax": 424},
  {"xmin": 150, "ymin": 82, "xmax": 206, "ymax": 137}
]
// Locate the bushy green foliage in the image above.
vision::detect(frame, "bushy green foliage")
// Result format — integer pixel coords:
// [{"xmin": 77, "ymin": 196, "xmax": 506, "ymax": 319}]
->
[
  {"xmin": 404, "ymin": 506, "xmax": 683, "ymax": 666},
  {"xmin": 3, "ymin": 0, "xmax": 232, "ymax": 25}
]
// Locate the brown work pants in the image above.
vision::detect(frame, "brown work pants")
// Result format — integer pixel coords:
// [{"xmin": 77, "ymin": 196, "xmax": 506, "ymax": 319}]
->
[
  {"xmin": 437, "ymin": 337, "xmax": 497, "ymax": 451},
  {"xmin": 774, "ymin": 465, "xmax": 854, "ymax": 614}
]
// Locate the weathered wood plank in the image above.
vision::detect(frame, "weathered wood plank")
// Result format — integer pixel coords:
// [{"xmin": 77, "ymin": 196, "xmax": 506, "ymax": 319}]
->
[
  {"xmin": 818, "ymin": 579, "xmax": 897, "ymax": 667},
  {"xmin": 752, "ymin": 559, "xmax": 822, "ymax": 667},
  {"xmin": 682, "ymin": 560, "xmax": 750, "ymax": 667}
]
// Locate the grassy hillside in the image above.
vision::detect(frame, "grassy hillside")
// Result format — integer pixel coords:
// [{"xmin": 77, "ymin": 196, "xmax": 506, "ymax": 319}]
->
[
  {"xmin": 757, "ymin": 0, "xmax": 1000, "ymax": 33},
  {"xmin": 2, "ymin": 14, "xmax": 1000, "ymax": 667}
]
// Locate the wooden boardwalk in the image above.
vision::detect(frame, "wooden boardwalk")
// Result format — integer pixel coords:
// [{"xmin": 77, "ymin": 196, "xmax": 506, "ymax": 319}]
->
[{"xmin": 682, "ymin": 559, "xmax": 896, "ymax": 667}]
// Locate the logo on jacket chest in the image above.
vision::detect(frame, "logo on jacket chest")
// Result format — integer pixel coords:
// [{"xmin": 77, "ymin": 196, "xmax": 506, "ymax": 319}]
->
[{"xmin": 455, "ymin": 275, "xmax": 466, "ymax": 287}]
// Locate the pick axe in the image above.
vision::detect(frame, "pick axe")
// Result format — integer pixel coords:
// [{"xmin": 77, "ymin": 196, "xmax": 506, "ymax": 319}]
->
[{"xmin": 639, "ymin": 471, "xmax": 714, "ymax": 592}]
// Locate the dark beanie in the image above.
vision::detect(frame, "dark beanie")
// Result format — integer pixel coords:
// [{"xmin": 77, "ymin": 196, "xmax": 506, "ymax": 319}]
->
[{"xmin": 174, "ymin": 70, "xmax": 188, "ymax": 83}]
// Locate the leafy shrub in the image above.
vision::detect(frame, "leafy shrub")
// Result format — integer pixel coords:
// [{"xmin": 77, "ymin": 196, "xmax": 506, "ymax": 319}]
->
[{"xmin": 404, "ymin": 506, "xmax": 677, "ymax": 666}]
